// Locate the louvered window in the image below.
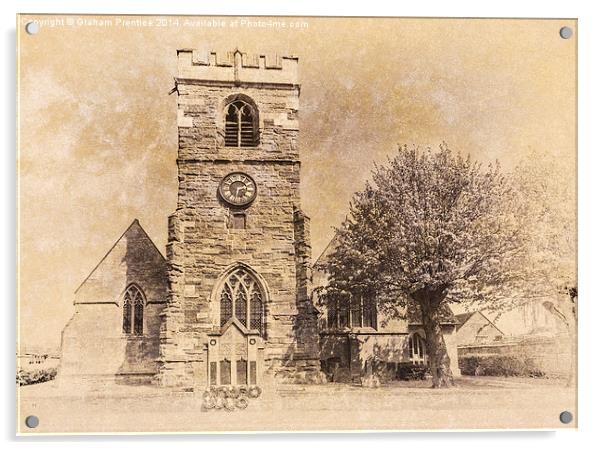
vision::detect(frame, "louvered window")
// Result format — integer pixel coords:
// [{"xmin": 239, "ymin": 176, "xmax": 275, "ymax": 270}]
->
[{"xmin": 224, "ymin": 100, "xmax": 258, "ymax": 147}]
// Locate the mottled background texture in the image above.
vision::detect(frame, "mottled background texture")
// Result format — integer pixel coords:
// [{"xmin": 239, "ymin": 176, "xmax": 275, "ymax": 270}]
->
[{"xmin": 17, "ymin": 16, "xmax": 576, "ymax": 351}]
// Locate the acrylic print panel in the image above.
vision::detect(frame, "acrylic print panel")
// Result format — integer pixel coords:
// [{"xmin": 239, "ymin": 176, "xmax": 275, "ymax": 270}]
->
[{"xmin": 16, "ymin": 14, "xmax": 577, "ymax": 433}]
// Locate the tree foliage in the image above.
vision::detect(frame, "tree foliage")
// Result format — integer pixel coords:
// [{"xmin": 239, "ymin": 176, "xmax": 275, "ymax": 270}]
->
[
  {"xmin": 510, "ymin": 154, "xmax": 577, "ymax": 385},
  {"xmin": 511, "ymin": 154, "xmax": 576, "ymax": 306},
  {"xmin": 317, "ymin": 144, "xmax": 528, "ymax": 387},
  {"xmin": 318, "ymin": 144, "xmax": 527, "ymax": 312}
]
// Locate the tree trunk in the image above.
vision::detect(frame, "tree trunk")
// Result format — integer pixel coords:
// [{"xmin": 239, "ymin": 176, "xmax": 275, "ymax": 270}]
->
[{"xmin": 420, "ymin": 299, "xmax": 454, "ymax": 388}]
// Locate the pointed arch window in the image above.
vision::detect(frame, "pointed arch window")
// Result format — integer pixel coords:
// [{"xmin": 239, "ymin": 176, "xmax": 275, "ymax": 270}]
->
[
  {"xmin": 220, "ymin": 285, "xmax": 233, "ymax": 327},
  {"xmin": 122, "ymin": 285, "xmax": 145, "ymax": 336},
  {"xmin": 224, "ymin": 100, "xmax": 259, "ymax": 147},
  {"xmin": 219, "ymin": 267, "xmax": 265, "ymax": 336},
  {"xmin": 122, "ymin": 300, "xmax": 132, "ymax": 334},
  {"xmin": 408, "ymin": 333, "xmax": 427, "ymax": 365}
]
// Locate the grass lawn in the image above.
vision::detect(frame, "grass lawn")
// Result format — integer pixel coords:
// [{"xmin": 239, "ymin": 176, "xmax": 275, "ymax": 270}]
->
[{"xmin": 16, "ymin": 376, "xmax": 576, "ymax": 434}]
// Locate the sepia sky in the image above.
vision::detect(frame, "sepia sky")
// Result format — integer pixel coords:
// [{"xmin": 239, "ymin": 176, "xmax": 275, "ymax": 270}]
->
[{"xmin": 17, "ymin": 16, "xmax": 576, "ymax": 350}]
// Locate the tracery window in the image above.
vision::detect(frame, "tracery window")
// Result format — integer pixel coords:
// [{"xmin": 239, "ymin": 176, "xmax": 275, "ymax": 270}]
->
[
  {"xmin": 328, "ymin": 295, "xmax": 377, "ymax": 330},
  {"xmin": 123, "ymin": 284, "xmax": 145, "ymax": 335},
  {"xmin": 219, "ymin": 268, "xmax": 264, "ymax": 336},
  {"xmin": 224, "ymin": 100, "xmax": 259, "ymax": 147}
]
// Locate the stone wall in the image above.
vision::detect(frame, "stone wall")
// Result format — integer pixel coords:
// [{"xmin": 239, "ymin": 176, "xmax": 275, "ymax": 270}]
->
[
  {"xmin": 158, "ymin": 49, "xmax": 321, "ymax": 388},
  {"xmin": 60, "ymin": 220, "xmax": 168, "ymax": 385},
  {"xmin": 291, "ymin": 209, "xmax": 322, "ymax": 380},
  {"xmin": 175, "ymin": 84, "xmax": 300, "ymax": 160},
  {"xmin": 458, "ymin": 333, "xmax": 573, "ymax": 377}
]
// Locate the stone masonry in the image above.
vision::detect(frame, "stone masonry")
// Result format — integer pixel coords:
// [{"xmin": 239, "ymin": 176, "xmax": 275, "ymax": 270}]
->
[
  {"xmin": 157, "ymin": 49, "xmax": 322, "ymax": 388},
  {"xmin": 61, "ymin": 220, "xmax": 168, "ymax": 385}
]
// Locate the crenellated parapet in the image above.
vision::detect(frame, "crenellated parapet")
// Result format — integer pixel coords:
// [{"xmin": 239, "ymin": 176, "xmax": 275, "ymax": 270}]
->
[{"xmin": 176, "ymin": 49, "xmax": 299, "ymax": 87}]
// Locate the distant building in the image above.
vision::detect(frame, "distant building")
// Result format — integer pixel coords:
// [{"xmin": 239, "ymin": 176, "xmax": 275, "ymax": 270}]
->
[
  {"xmin": 455, "ymin": 311, "xmax": 504, "ymax": 346},
  {"xmin": 457, "ymin": 301, "xmax": 573, "ymax": 377},
  {"xmin": 17, "ymin": 347, "xmax": 60, "ymax": 371}
]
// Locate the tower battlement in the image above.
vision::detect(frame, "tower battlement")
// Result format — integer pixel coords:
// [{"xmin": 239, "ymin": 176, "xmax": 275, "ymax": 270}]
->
[{"xmin": 176, "ymin": 49, "xmax": 299, "ymax": 87}]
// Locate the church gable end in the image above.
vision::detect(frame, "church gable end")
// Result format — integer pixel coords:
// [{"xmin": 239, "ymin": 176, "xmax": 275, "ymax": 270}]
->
[
  {"xmin": 60, "ymin": 220, "xmax": 168, "ymax": 383},
  {"xmin": 74, "ymin": 219, "xmax": 167, "ymax": 305}
]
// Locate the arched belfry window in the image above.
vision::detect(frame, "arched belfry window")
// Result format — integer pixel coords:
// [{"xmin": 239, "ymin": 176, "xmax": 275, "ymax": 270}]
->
[
  {"xmin": 224, "ymin": 99, "xmax": 259, "ymax": 147},
  {"xmin": 122, "ymin": 284, "xmax": 145, "ymax": 335},
  {"xmin": 219, "ymin": 267, "xmax": 264, "ymax": 336}
]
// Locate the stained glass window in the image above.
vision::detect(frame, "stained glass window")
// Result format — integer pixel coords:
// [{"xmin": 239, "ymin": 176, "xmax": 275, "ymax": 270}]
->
[
  {"xmin": 220, "ymin": 285, "xmax": 233, "ymax": 327},
  {"xmin": 328, "ymin": 295, "xmax": 377, "ymax": 330},
  {"xmin": 122, "ymin": 298, "xmax": 132, "ymax": 334},
  {"xmin": 219, "ymin": 267, "xmax": 264, "ymax": 336},
  {"xmin": 123, "ymin": 285, "xmax": 144, "ymax": 335},
  {"xmin": 209, "ymin": 362, "xmax": 217, "ymax": 385},
  {"xmin": 250, "ymin": 291, "xmax": 263, "ymax": 335},
  {"xmin": 235, "ymin": 290, "xmax": 247, "ymax": 326},
  {"xmin": 351, "ymin": 296, "xmax": 362, "ymax": 327},
  {"xmin": 134, "ymin": 298, "xmax": 144, "ymax": 335}
]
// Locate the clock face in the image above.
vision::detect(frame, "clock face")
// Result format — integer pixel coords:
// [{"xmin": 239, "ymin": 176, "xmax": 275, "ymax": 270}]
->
[{"xmin": 219, "ymin": 172, "xmax": 257, "ymax": 207}]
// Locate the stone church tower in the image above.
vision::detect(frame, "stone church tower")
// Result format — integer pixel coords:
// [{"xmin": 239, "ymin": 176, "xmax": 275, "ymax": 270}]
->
[{"xmin": 158, "ymin": 49, "xmax": 322, "ymax": 388}]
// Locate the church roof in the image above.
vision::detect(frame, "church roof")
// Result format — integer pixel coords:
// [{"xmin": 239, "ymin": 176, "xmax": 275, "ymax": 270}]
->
[
  {"xmin": 454, "ymin": 310, "xmax": 505, "ymax": 334},
  {"xmin": 312, "ymin": 231, "xmax": 339, "ymax": 267},
  {"xmin": 74, "ymin": 219, "xmax": 165, "ymax": 294},
  {"xmin": 455, "ymin": 312, "xmax": 476, "ymax": 329}
]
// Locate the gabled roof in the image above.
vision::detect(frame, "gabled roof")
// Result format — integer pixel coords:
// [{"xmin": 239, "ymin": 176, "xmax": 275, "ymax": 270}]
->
[
  {"xmin": 313, "ymin": 231, "xmax": 339, "ymax": 267},
  {"xmin": 454, "ymin": 310, "xmax": 505, "ymax": 335},
  {"xmin": 455, "ymin": 312, "xmax": 475, "ymax": 329},
  {"xmin": 74, "ymin": 219, "xmax": 165, "ymax": 294}
]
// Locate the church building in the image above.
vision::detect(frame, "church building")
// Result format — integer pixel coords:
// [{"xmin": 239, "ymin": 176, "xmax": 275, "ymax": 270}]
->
[
  {"xmin": 60, "ymin": 49, "xmax": 323, "ymax": 390},
  {"xmin": 313, "ymin": 239, "xmax": 460, "ymax": 384}
]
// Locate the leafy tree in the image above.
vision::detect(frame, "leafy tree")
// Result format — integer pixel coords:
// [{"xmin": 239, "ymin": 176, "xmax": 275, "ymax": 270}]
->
[
  {"xmin": 316, "ymin": 144, "xmax": 527, "ymax": 388},
  {"xmin": 510, "ymin": 154, "xmax": 577, "ymax": 385},
  {"xmin": 511, "ymin": 154, "xmax": 576, "ymax": 302}
]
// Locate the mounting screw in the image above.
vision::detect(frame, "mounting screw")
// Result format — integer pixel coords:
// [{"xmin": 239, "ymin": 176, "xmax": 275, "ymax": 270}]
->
[
  {"xmin": 559, "ymin": 27, "xmax": 573, "ymax": 39},
  {"xmin": 25, "ymin": 415, "xmax": 39, "ymax": 428},
  {"xmin": 25, "ymin": 22, "xmax": 40, "ymax": 35},
  {"xmin": 559, "ymin": 411, "xmax": 573, "ymax": 424}
]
